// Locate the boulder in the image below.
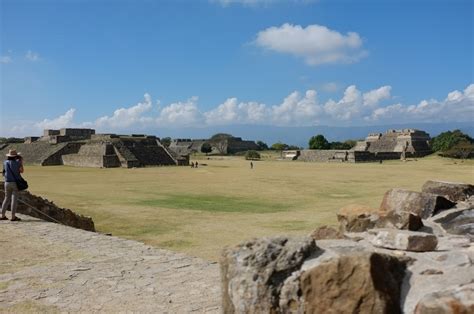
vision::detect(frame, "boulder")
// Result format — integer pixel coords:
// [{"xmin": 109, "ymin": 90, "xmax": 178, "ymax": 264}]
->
[
  {"xmin": 421, "ymin": 180, "xmax": 474, "ymax": 202},
  {"xmin": 279, "ymin": 251, "xmax": 407, "ymax": 314},
  {"xmin": 380, "ymin": 188, "xmax": 455, "ymax": 219},
  {"xmin": 432, "ymin": 208, "xmax": 474, "ymax": 238},
  {"xmin": 368, "ymin": 229, "xmax": 438, "ymax": 252},
  {"xmin": 337, "ymin": 204, "xmax": 381, "ymax": 232},
  {"xmin": 414, "ymin": 283, "xmax": 474, "ymax": 314},
  {"xmin": 310, "ymin": 225, "xmax": 344, "ymax": 240},
  {"xmin": 376, "ymin": 210, "xmax": 424, "ymax": 231},
  {"xmin": 220, "ymin": 236, "xmax": 318, "ymax": 313}
]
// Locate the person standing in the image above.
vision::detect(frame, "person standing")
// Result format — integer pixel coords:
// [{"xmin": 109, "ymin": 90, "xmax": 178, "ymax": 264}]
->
[{"xmin": 1, "ymin": 149, "xmax": 24, "ymax": 221}]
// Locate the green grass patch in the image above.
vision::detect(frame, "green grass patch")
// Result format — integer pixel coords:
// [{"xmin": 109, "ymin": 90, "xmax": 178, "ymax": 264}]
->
[
  {"xmin": 159, "ymin": 239, "xmax": 194, "ymax": 249},
  {"xmin": 139, "ymin": 194, "xmax": 287, "ymax": 213}
]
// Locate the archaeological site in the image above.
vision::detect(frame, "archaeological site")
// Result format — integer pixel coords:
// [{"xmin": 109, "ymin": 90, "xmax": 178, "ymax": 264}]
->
[
  {"xmin": 286, "ymin": 129, "xmax": 432, "ymax": 163},
  {"xmin": 0, "ymin": 128, "xmax": 187, "ymax": 168}
]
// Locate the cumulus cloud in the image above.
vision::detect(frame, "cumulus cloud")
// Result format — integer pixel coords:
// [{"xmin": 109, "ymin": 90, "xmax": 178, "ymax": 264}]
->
[
  {"xmin": 255, "ymin": 23, "xmax": 367, "ymax": 65},
  {"xmin": 7, "ymin": 83, "xmax": 470, "ymax": 138},
  {"xmin": 157, "ymin": 96, "xmax": 204, "ymax": 127},
  {"xmin": 0, "ymin": 56, "xmax": 12, "ymax": 63},
  {"xmin": 94, "ymin": 93, "xmax": 154, "ymax": 130},
  {"xmin": 25, "ymin": 50, "xmax": 40, "ymax": 62},
  {"xmin": 35, "ymin": 108, "xmax": 76, "ymax": 130}
]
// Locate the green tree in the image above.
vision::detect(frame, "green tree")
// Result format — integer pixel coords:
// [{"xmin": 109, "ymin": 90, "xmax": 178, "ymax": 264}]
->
[
  {"xmin": 160, "ymin": 137, "xmax": 171, "ymax": 147},
  {"xmin": 271, "ymin": 142, "xmax": 289, "ymax": 151},
  {"xmin": 256, "ymin": 140, "xmax": 269, "ymax": 151},
  {"xmin": 309, "ymin": 134, "xmax": 330, "ymax": 149},
  {"xmin": 245, "ymin": 150, "xmax": 261, "ymax": 160},
  {"xmin": 439, "ymin": 140, "xmax": 474, "ymax": 159},
  {"xmin": 210, "ymin": 133, "xmax": 234, "ymax": 141},
  {"xmin": 431, "ymin": 130, "xmax": 473, "ymax": 152},
  {"xmin": 201, "ymin": 142, "xmax": 212, "ymax": 155}
]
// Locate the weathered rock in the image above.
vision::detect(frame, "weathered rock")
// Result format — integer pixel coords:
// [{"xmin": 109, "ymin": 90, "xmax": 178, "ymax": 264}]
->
[
  {"xmin": 220, "ymin": 236, "xmax": 318, "ymax": 313},
  {"xmin": 310, "ymin": 225, "xmax": 344, "ymax": 240},
  {"xmin": 380, "ymin": 188, "xmax": 455, "ymax": 219},
  {"xmin": 0, "ymin": 184, "xmax": 95, "ymax": 232},
  {"xmin": 368, "ymin": 229, "xmax": 438, "ymax": 252},
  {"xmin": 337, "ymin": 204, "xmax": 381, "ymax": 232},
  {"xmin": 414, "ymin": 283, "xmax": 474, "ymax": 314},
  {"xmin": 422, "ymin": 180, "xmax": 474, "ymax": 202},
  {"xmin": 432, "ymin": 208, "xmax": 474, "ymax": 238},
  {"xmin": 376, "ymin": 210, "xmax": 424, "ymax": 231},
  {"xmin": 279, "ymin": 251, "xmax": 407, "ymax": 314}
]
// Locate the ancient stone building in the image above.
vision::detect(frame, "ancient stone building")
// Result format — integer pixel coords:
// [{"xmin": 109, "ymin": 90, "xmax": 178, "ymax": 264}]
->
[
  {"xmin": 294, "ymin": 129, "xmax": 432, "ymax": 163},
  {"xmin": 0, "ymin": 129, "xmax": 183, "ymax": 168},
  {"xmin": 168, "ymin": 136, "xmax": 259, "ymax": 155}
]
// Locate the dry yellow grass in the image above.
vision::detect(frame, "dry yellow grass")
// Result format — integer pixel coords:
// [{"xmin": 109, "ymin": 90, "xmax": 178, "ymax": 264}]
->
[{"xmin": 22, "ymin": 155, "xmax": 474, "ymax": 261}]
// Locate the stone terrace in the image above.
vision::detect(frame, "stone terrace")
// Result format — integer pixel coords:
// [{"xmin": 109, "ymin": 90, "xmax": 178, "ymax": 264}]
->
[{"xmin": 0, "ymin": 216, "xmax": 221, "ymax": 313}]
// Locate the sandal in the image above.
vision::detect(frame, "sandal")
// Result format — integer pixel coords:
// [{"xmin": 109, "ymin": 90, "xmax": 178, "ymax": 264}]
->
[
  {"xmin": 10, "ymin": 217, "xmax": 22, "ymax": 221},
  {"xmin": 0, "ymin": 217, "xmax": 8, "ymax": 220}
]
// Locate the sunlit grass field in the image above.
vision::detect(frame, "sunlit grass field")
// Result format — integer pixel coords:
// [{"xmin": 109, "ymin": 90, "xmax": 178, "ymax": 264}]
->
[{"xmin": 23, "ymin": 155, "xmax": 474, "ymax": 261}]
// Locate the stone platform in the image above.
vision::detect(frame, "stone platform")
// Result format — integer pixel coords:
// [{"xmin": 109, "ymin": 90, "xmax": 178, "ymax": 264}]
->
[{"xmin": 0, "ymin": 215, "xmax": 221, "ymax": 313}]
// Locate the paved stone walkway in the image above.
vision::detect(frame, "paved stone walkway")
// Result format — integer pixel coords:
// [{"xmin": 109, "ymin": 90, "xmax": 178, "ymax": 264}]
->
[{"xmin": 0, "ymin": 215, "xmax": 221, "ymax": 313}]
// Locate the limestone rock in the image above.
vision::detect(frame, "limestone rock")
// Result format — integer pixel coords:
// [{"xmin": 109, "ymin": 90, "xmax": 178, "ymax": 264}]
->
[
  {"xmin": 220, "ymin": 236, "xmax": 318, "ymax": 313},
  {"xmin": 414, "ymin": 283, "xmax": 474, "ymax": 314},
  {"xmin": 337, "ymin": 204, "xmax": 381, "ymax": 232},
  {"xmin": 310, "ymin": 225, "xmax": 344, "ymax": 240},
  {"xmin": 376, "ymin": 210, "xmax": 424, "ymax": 231},
  {"xmin": 368, "ymin": 229, "xmax": 438, "ymax": 252},
  {"xmin": 422, "ymin": 180, "xmax": 474, "ymax": 202},
  {"xmin": 380, "ymin": 188, "xmax": 455, "ymax": 219},
  {"xmin": 279, "ymin": 251, "xmax": 407, "ymax": 314},
  {"xmin": 433, "ymin": 208, "xmax": 474, "ymax": 237}
]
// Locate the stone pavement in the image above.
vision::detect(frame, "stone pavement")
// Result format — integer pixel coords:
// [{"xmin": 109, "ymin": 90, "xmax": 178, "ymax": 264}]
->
[{"xmin": 0, "ymin": 214, "xmax": 221, "ymax": 313}]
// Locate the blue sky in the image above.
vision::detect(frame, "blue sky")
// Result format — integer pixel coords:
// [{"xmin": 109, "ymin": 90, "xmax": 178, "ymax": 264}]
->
[{"xmin": 0, "ymin": 0, "xmax": 473, "ymax": 140}]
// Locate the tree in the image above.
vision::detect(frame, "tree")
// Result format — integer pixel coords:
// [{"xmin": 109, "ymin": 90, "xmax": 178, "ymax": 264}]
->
[
  {"xmin": 160, "ymin": 137, "xmax": 171, "ymax": 147},
  {"xmin": 245, "ymin": 150, "xmax": 261, "ymax": 160},
  {"xmin": 256, "ymin": 140, "xmax": 269, "ymax": 151},
  {"xmin": 431, "ymin": 130, "xmax": 473, "ymax": 152},
  {"xmin": 309, "ymin": 134, "xmax": 330, "ymax": 149},
  {"xmin": 271, "ymin": 142, "xmax": 289, "ymax": 151},
  {"xmin": 439, "ymin": 140, "xmax": 474, "ymax": 159},
  {"xmin": 201, "ymin": 142, "xmax": 212, "ymax": 155},
  {"xmin": 210, "ymin": 133, "xmax": 234, "ymax": 141}
]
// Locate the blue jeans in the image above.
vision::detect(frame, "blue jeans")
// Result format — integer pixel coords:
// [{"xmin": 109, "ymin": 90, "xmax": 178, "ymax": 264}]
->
[{"xmin": 2, "ymin": 182, "xmax": 18, "ymax": 217}]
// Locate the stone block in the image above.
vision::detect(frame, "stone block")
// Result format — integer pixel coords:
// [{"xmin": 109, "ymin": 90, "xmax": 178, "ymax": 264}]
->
[
  {"xmin": 279, "ymin": 252, "xmax": 407, "ymax": 314},
  {"xmin": 414, "ymin": 283, "xmax": 474, "ymax": 314},
  {"xmin": 310, "ymin": 225, "xmax": 344, "ymax": 240},
  {"xmin": 220, "ymin": 236, "xmax": 318, "ymax": 313},
  {"xmin": 337, "ymin": 204, "xmax": 381, "ymax": 232},
  {"xmin": 380, "ymin": 188, "xmax": 455, "ymax": 219},
  {"xmin": 421, "ymin": 180, "xmax": 474, "ymax": 203},
  {"xmin": 368, "ymin": 229, "xmax": 438, "ymax": 252}
]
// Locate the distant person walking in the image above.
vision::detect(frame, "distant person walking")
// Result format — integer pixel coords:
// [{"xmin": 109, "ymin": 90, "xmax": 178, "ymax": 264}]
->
[
  {"xmin": 1, "ymin": 149, "xmax": 24, "ymax": 221},
  {"xmin": 250, "ymin": 161, "xmax": 253, "ymax": 169}
]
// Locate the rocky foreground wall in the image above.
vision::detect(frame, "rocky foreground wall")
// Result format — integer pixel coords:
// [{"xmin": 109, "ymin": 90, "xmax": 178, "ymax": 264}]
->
[
  {"xmin": 0, "ymin": 183, "xmax": 95, "ymax": 232},
  {"xmin": 221, "ymin": 180, "xmax": 474, "ymax": 313}
]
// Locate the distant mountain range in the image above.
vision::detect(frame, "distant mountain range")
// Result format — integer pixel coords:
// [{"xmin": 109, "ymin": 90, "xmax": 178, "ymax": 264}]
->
[{"xmin": 152, "ymin": 122, "xmax": 474, "ymax": 148}]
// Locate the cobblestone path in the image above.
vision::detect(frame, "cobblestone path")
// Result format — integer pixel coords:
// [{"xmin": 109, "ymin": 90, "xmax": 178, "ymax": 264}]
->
[{"xmin": 0, "ymin": 215, "xmax": 221, "ymax": 313}]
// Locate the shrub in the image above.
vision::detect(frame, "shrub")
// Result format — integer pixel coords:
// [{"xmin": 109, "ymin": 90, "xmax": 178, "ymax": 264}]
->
[
  {"xmin": 309, "ymin": 134, "xmax": 330, "ymax": 149},
  {"xmin": 245, "ymin": 150, "xmax": 261, "ymax": 160}
]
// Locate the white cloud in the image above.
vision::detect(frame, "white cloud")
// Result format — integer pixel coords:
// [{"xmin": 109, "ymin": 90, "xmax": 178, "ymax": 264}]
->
[
  {"xmin": 367, "ymin": 84, "xmax": 474, "ymax": 123},
  {"xmin": 35, "ymin": 108, "xmax": 76, "ymax": 130},
  {"xmin": 4, "ymin": 83, "xmax": 472, "ymax": 138},
  {"xmin": 25, "ymin": 50, "xmax": 40, "ymax": 62},
  {"xmin": 94, "ymin": 93, "xmax": 154, "ymax": 130},
  {"xmin": 0, "ymin": 56, "xmax": 12, "ymax": 63},
  {"xmin": 157, "ymin": 96, "xmax": 204, "ymax": 127},
  {"xmin": 255, "ymin": 23, "xmax": 367, "ymax": 65}
]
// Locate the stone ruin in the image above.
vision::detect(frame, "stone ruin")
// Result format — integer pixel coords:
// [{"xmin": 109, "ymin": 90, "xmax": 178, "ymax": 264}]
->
[
  {"xmin": 0, "ymin": 128, "xmax": 186, "ymax": 168},
  {"xmin": 0, "ymin": 182, "xmax": 95, "ymax": 231},
  {"xmin": 293, "ymin": 128, "xmax": 432, "ymax": 163},
  {"xmin": 221, "ymin": 180, "xmax": 474, "ymax": 313},
  {"xmin": 168, "ymin": 136, "xmax": 259, "ymax": 155}
]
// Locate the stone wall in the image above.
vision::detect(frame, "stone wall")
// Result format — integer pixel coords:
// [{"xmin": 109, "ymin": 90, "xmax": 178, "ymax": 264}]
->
[
  {"xmin": 0, "ymin": 183, "xmax": 95, "ymax": 231},
  {"xmin": 62, "ymin": 143, "xmax": 121, "ymax": 168},
  {"xmin": 298, "ymin": 150, "xmax": 345, "ymax": 162}
]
